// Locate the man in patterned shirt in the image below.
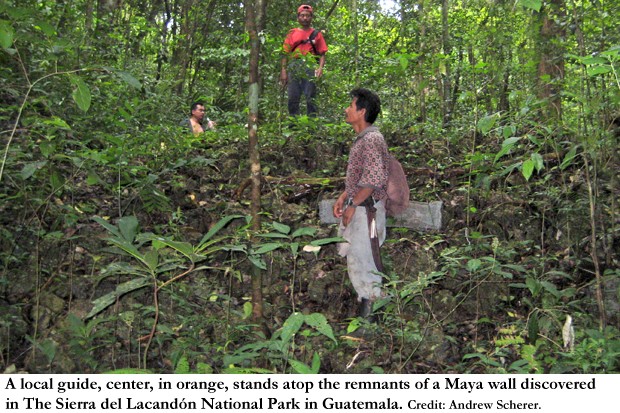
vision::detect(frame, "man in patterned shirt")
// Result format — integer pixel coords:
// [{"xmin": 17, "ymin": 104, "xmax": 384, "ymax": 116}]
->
[{"xmin": 333, "ymin": 88, "xmax": 389, "ymax": 320}]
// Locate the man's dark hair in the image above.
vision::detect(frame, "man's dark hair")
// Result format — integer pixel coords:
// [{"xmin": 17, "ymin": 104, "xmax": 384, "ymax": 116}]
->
[
  {"xmin": 191, "ymin": 102, "xmax": 204, "ymax": 113},
  {"xmin": 350, "ymin": 88, "xmax": 381, "ymax": 124}
]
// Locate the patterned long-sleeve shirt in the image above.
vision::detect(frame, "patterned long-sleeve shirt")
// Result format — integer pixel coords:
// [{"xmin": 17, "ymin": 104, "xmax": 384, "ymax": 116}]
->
[{"xmin": 345, "ymin": 126, "xmax": 389, "ymax": 202}]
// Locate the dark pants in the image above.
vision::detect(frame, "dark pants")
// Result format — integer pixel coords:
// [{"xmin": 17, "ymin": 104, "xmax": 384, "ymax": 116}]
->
[{"xmin": 287, "ymin": 61, "xmax": 317, "ymax": 117}]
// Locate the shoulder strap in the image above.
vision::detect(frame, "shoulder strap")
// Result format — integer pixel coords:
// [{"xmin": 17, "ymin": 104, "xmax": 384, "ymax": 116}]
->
[
  {"xmin": 308, "ymin": 29, "xmax": 319, "ymax": 42},
  {"xmin": 308, "ymin": 30, "xmax": 320, "ymax": 55},
  {"xmin": 291, "ymin": 29, "xmax": 320, "ymax": 54}
]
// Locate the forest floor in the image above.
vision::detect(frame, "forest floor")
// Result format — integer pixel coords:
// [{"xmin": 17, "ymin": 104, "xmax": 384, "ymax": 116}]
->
[{"xmin": 2, "ymin": 126, "xmax": 618, "ymax": 374}]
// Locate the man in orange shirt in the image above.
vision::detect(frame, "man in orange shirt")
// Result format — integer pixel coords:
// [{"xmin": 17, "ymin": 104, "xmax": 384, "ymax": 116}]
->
[{"xmin": 279, "ymin": 5, "xmax": 328, "ymax": 117}]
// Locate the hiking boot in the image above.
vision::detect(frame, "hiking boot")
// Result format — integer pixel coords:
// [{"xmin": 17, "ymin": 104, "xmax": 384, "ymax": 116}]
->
[{"xmin": 358, "ymin": 298, "xmax": 379, "ymax": 323}]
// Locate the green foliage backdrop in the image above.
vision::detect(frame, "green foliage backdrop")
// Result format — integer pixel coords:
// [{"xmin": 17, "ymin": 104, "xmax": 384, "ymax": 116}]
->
[{"xmin": 0, "ymin": 0, "xmax": 618, "ymax": 373}]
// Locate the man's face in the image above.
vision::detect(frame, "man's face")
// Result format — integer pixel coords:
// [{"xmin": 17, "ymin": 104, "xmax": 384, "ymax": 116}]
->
[
  {"xmin": 345, "ymin": 98, "xmax": 365, "ymax": 125},
  {"xmin": 297, "ymin": 11, "xmax": 312, "ymax": 28},
  {"xmin": 192, "ymin": 105, "xmax": 206, "ymax": 122}
]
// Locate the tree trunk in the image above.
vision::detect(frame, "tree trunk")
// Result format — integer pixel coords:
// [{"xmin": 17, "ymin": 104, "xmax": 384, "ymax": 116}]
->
[
  {"xmin": 156, "ymin": 0, "xmax": 172, "ymax": 81},
  {"xmin": 498, "ymin": 47, "xmax": 511, "ymax": 113},
  {"xmin": 245, "ymin": 0, "xmax": 266, "ymax": 330},
  {"xmin": 441, "ymin": 0, "xmax": 452, "ymax": 127},
  {"xmin": 536, "ymin": 0, "xmax": 566, "ymax": 122},
  {"xmin": 416, "ymin": 0, "xmax": 427, "ymax": 122},
  {"xmin": 173, "ymin": 0, "xmax": 199, "ymax": 94},
  {"xmin": 352, "ymin": 0, "xmax": 359, "ymax": 84}
]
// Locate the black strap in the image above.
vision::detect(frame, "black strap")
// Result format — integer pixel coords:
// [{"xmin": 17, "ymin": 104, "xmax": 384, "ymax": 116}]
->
[
  {"xmin": 306, "ymin": 29, "xmax": 319, "ymax": 55},
  {"xmin": 364, "ymin": 204, "xmax": 384, "ymax": 273},
  {"xmin": 291, "ymin": 29, "xmax": 320, "ymax": 55}
]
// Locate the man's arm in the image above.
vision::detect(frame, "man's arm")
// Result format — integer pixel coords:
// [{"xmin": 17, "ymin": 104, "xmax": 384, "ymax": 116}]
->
[
  {"xmin": 280, "ymin": 29, "xmax": 296, "ymax": 87},
  {"xmin": 334, "ymin": 186, "xmax": 375, "ymax": 227},
  {"xmin": 333, "ymin": 191, "xmax": 348, "ymax": 219},
  {"xmin": 279, "ymin": 56, "xmax": 288, "ymax": 87},
  {"xmin": 315, "ymin": 54, "xmax": 326, "ymax": 78},
  {"xmin": 341, "ymin": 186, "xmax": 374, "ymax": 227}
]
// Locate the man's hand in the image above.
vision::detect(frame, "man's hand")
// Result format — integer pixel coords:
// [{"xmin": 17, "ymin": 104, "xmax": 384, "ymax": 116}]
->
[
  {"xmin": 333, "ymin": 192, "xmax": 346, "ymax": 219},
  {"xmin": 333, "ymin": 192, "xmax": 357, "ymax": 227},
  {"xmin": 279, "ymin": 68, "xmax": 288, "ymax": 88},
  {"xmin": 342, "ymin": 205, "xmax": 356, "ymax": 227},
  {"xmin": 316, "ymin": 55, "xmax": 326, "ymax": 79},
  {"xmin": 337, "ymin": 187, "xmax": 373, "ymax": 226}
]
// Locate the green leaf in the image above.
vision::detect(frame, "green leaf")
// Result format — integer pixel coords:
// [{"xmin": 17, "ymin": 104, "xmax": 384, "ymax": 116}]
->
[
  {"xmin": 113, "ymin": 69, "xmax": 143, "ymax": 89},
  {"xmin": 467, "ymin": 258, "xmax": 482, "ymax": 272},
  {"xmin": 86, "ymin": 277, "xmax": 151, "ymax": 319},
  {"xmin": 107, "ymin": 238, "xmax": 145, "ymax": 264},
  {"xmin": 281, "ymin": 312, "xmax": 305, "ymax": 343},
  {"xmin": 93, "ymin": 216, "xmax": 122, "ymax": 239},
  {"xmin": 526, "ymin": 134, "xmax": 542, "ymax": 146},
  {"xmin": 522, "ymin": 159, "xmax": 535, "ymax": 181},
  {"xmin": 150, "ymin": 238, "xmax": 194, "ymax": 260},
  {"xmin": 0, "ymin": 21, "xmax": 15, "ymax": 48},
  {"xmin": 502, "ymin": 125, "xmax": 516, "ymax": 139},
  {"xmin": 560, "ymin": 146, "xmax": 578, "ymax": 170},
  {"xmin": 503, "ymin": 264, "xmax": 527, "ymax": 274},
  {"xmin": 290, "ymin": 242, "xmax": 299, "ymax": 258},
  {"xmin": 587, "ymin": 65, "xmax": 612, "ymax": 76},
  {"xmin": 156, "ymin": 324, "xmax": 174, "ymax": 334},
  {"xmin": 243, "ymin": 301, "xmax": 253, "ymax": 319},
  {"xmin": 174, "ymin": 356, "xmax": 190, "ymax": 374},
  {"xmin": 347, "ymin": 318, "xmax": 361, "ymax": 333},
  {"xmin": 196, "ymin": 363, "xmax": 213, "ymax": 374},
  {"xmin": 252, "ymin": 242, "xmax": 282, "ymax": 255},
  {"xmin": 525, "ymin": 276, "xmax": 542, "ymax": 297},
  {"xmin": 42, "ymin": 116, "xmax": 72, "ymax": 130},
  {"xmin": 310, "ymin": 237, "xmax": 345, "ymax": 246},
  {"xmin": 86, "ymin": 171, "xmax": 103, "ymax": 185},
  {"xmin": 288, "ymin": 358, "xmax": 314, "ymax": 374},
  {"xmin": 272, "ymin": 221, "xmax": 291, "ymax": 234},
  {"xmin": 531, "ymin": 152, "xmax": 544, "ymax": 172},
  {"xmin": 580, "ymin": 56, "xmax": 609, "ymax": 65},
  {"xmin": 197, "ymin": 215, "xmax": 244, "ymax": 249},
  {"xmin": 69, "ymin": 75, "xmax": 91, "ymax": 112},
  {"xmin": 219, "ymin": 245, "xmax": 247, "ymax": 254},
  {"xmin": 310, "ymin": 351, "xmax": 321, "ymax": 373},
  {"xmin": 35, "ymin": 20, "xmax": 56, "ymax": 37},
  {"xmin": 257, "ymin": 232, "xmax": 290, "ymax": 239},
  {"xmin": 518, "ymin": 0, "xmax": 542, "ymax": 12},
  {"xmin": 462, "ymin": 353, "xmax": 502, "ymax": 367},
  {"xmin": 540, "ymin": 281, "xmax": 561, "ymax": 298},
  {"xmin": 304, "ymin": 313, "xmax": 336, "ymax": 342},
  {"xmin": 399, "ymin": 56, "xmax": 408, "ymax": 70},
  {"xmin": 118, "ymin": 216, "xmax": 139, "ymax": 243},
  {"xmin": 26, "ymin": 336, "xmax": 57, "ymax": 364},
  {"xmin": 477, "ymin": 113, "xmax": 499, "ymax": 135},
  {"xmin": 248, "ymin": 255, "xmax": 266, "ymax": 270},
  {"xmin": 20, "ymin": 161, "xmax": 47, "ymax": 180},
  {"xmin": 494, "ymin": 137, "xmax": 520, "ymax": 163},
  {"xmin": 144, "ymin": 249, "xmax": 159, "ymax": 272},
  {"xmin": 39, "ymin": 141, "xmax": 55, "ymax": 158},
  {"xmin": 291, "ymin": 227, "xmax": 317, "ymax": 238}
]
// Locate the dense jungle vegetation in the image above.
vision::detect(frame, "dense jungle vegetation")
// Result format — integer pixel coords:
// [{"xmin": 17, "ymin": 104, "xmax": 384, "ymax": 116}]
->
[{"xmin": 0, "ymin": 0, "xmax": 618, "ymax": 374}]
